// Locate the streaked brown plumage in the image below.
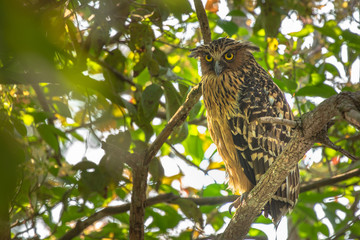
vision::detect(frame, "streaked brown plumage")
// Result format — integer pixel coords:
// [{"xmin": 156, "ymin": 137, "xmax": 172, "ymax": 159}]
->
[{"xmin": 190, "ymin": 38, "xmax": 299, "ymax": 224}]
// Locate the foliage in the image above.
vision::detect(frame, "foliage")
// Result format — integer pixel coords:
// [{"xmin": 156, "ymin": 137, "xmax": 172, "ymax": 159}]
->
[{"xmin": 0, "ymin": 0, "xmax": 359, "ymax": 239}]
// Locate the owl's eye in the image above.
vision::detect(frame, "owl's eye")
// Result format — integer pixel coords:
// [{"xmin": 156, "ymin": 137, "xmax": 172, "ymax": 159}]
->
[
  {"xmin": 224, "ymin": 52, "xmax": 234, "ymax": 61},
  {"xmin": 205, "ymin": 54, "xmax": 213, "ymax": 62}
]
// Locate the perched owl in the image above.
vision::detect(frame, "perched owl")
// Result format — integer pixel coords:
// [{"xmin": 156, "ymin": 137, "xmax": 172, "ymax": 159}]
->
[{"xmin": 190, "ymin": 38, "xmax": 299, "ymax": 224}]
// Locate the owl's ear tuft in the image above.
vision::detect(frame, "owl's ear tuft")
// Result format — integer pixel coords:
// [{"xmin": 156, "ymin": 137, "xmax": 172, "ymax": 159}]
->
[
  {"xmin": 189, "ymin": 48, "xmax": 201, "ymax": 58},
  {"xmin": 239, "ymin": 42, "xmax": 260, "ymax": 52}
]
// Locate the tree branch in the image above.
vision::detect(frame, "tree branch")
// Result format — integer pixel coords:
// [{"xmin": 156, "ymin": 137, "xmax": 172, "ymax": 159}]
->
[
  {"xmin": 300, "ymin": 168, "xmax": 360, "ymax": 193},
  {"xmin": 256, "ymin": 117, "xmax": 298, "ymax": 128},
  {"xmin": 144, "ymin": 83, "xmax": 202, "ymax": 165},
  {"xmin": 217, "ymin": 91, "xmax": 360, "ymax": 239},
  {"xmin": 128, "ymin": 1, "xmax": 211, "ymax": 239},
  {"xmin": 194, "ymin": 0, "xmax": 211, "ymax": 44}
]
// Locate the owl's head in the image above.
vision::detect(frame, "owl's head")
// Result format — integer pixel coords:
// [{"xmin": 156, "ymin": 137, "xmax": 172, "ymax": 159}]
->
[{"xmin": 189, "ymin": 38, "xmax": 259, "ymax": 76}]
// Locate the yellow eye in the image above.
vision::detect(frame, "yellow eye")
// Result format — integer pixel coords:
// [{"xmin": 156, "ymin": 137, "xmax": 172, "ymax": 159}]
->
[
  {"xmin": 205, "ymin": 54, "xmax": 213, "ymax": 62},
  {"xmin": 224, "ymin": 52, "xmax": 234, "ymax": 61}
]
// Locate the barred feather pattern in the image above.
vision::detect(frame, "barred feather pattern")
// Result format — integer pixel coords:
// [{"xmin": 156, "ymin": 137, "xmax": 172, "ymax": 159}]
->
[{"xmin": 190, "ymin": 38, "xmax": 300, "ymax": 224}]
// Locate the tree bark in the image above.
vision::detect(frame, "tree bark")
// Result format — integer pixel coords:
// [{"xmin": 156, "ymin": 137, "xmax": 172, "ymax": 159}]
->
[
  {"xmin": 218, "ymin": 91, "xmax": 360, "ymax": 239},
  {"xmin": 129, "ymin": 164, "xmax": 149, "ymax": 240}
]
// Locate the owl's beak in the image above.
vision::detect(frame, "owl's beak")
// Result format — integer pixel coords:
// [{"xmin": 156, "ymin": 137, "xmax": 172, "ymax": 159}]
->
[{"xmin": 214, "ymin": 61, "xmax": 223, "ymax": 76}]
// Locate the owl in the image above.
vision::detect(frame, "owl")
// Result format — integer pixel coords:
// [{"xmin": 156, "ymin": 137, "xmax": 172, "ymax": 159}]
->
[{"xmin": 190, "ymin": 38, "xmax": 299, "ymax": 224}]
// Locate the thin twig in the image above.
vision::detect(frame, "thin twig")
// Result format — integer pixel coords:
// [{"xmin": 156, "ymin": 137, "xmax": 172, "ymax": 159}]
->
[
  {"xmin": 328, "ymin": 215, "xmax": 360, "ymax": 240},
  {"xmin": 316, "ymin": 126, "xmax": 360, "ymax": 162},
  {"xmin": 344, "ymin": 109, "xmax": 360, "ymax": 128},
  {"xmin": 168, "ymin": 143, "xmax": 207, "ymax": 174}
]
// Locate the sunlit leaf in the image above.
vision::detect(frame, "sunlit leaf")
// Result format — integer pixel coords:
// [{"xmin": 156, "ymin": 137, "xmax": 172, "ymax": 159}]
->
[
  {"xmin": 296, "ymin": 84, "xmax": 337, "ymax": 98},
  {"xmin": 37, "ymin": 124, "xmax": 59, "ymax": 152},
  {"xmin": 141, "ymin": 84, "xmax": 163, "ymax": 121},
  {"xmin": 289, "ymin": 24, "xmax": 314, "ymax": 37},
  {"xmin": 217, "ymin": 20, "xmax": 238, "ymax": 36}
]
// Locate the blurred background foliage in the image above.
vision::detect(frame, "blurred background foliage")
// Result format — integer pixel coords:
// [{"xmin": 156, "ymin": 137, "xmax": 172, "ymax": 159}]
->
[{"xmin": 0, "ymin": 0, "xmax": 359, "ymax": 239}]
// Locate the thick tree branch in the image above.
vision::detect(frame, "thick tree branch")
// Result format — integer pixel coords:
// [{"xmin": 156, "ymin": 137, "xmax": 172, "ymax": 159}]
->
[
  {"xmin": 194, "ymin": 0, "xmax": 211, "ymax": 44},
  {"xmin": 129, "ymin": 164, "xmax": 149, "ymax": 240},
  {"xmin": 218, "ymin": 91, "xmax": 360, "ymax": 239}
]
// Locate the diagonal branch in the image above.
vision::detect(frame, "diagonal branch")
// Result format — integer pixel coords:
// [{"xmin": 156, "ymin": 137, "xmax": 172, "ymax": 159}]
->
[
  {"xmin": 300, "ymin": 168, "xmax": 360, "ymax": 193},
  {"xmin": 144, "ymin": 83, "xmax": 202, "ymax": 165},
  {"xmin": 218, "ymin": 91, "xmax": 360, "ymax": 239}
]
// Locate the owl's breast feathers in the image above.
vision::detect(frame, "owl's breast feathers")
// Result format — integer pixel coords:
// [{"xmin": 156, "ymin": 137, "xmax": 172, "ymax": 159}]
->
[{"xmin": 202, "ymin": 59, "xmax": 299, "ymax": 224}]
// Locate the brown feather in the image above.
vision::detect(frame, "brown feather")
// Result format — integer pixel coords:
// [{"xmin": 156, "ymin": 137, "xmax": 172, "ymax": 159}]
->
[{"xmin": 190, "ymin": 38, "xmax": 300, "ymax": 224}]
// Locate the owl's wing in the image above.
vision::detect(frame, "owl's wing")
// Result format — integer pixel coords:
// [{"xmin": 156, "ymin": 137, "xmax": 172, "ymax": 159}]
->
[{"xmin": 228, "ymin": 78, "xmax": 298, "ymax": 223}]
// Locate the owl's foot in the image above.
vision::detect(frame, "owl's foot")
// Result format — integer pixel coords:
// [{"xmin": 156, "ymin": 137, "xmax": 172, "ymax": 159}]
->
[{"xmin": 228, "ymin": 192, "xmax": 249, "ymax": 214}]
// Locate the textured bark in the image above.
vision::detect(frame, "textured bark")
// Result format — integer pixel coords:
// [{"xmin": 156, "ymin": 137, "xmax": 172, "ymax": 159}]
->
[
  {"xmin": 194, "ymin": 0, "xmax": 211, "ymax": 44},
  {"xmin": 218, "ymin": 91, "xmax": 360, "ymax": 240},
  {"xmin": 129, "ymin": 164, "xmax": 149, "ymax": 240}
]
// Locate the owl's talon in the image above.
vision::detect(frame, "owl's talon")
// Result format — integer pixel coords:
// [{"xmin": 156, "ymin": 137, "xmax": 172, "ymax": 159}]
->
[{"xmin": 228, "ymin": 192, "xmax": 249, "ymax": 214}]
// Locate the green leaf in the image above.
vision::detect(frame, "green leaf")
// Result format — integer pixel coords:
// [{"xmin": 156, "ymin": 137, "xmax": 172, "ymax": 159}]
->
[
  {"xmin": 296, "ymin": 84, "xmax": 337, "ymax": 98},
  {"xmin": 310, "ymin": 73, "xmax": 325, "ymax": 85},
  {"xmin": 174, "ymin": 198, "xmax": 203, "ymax": 225},
  {"xmin": 202, "ymin": 183, "xmax": 223, "ymax": 197},
  {"xmin": 208, "ymin": 211, "xmax": 225, "ymax": 231},
  {"xmin": 141, "ymin": 84, "xmax": 163, "ymax": 121},
  {"xmin": 163, "ymin": 0, "xmax": 192, "ymax": 20},
  {"xmin": 316, "ymin": 221, "xmax": 330, "ymax": 237},
  {"xmin": 147, "ymin": 58, "xmax": 160, "ymax": 76},
  {"xmin": 105, "ymin": 131, "xmax": 132, "ymax": 151},
  {"xmin": 299, "ymin": 190, "xmax": 343, "ymax": 204},
  {"xmin": 129, "ymin": 22, "xmax": 154, "ymax": 51},
  {"xmin": 217, "ymin": 20, "xmax": 238, "ymax": 36},
  {"xmin": 342, "ymin": 30, "xmax": 360, "ymax": 51},
  {"xmin": 153, "ymin": 47, "xmax": 169, "ymax": 67},
  {"xmin": 169, "ymin": 123, "xmax": 188, "ymax": 144},
  {"xmin": 163, "ymin": 81, "xmax": 183, "ymax": 119},
  {"xmin": 12, "ymin": 117, "xmax": 27, "ymax": 136},
  {"xmin": 237, "ymin": 27, "xmax": 249, "ymax": 37},
  {"xmin": 72, "ymin": 160, "xmax": 98, "ymax": 171},
  {"xmin": 289, "ymin": 24, "xmax": 314, "ymax": 37},
  {"xmin": 70, "ymin": 131, "xmax": 84, "ymax": 142},
  {"xmin": 37, "ymin": 124, "xmax": 59, "ymax": 152},
  {"xmin": 62, "ymin": 206, "xmax": 86, "ymax": 222},
  {"xmin": 188, "ymin": 101, "xmax": 202, "ymax": 121},
  {"xmin": 147, "ymin": 204, "xmax": 182, "ymax": 232},
  {"xmin": 296, "ymin": 204, "xmax": 317, "ymax": 221},
  {"xmin": 324, "ymin": 63, "xmax": 340, "ymax": 77},
  {"xmin": 149, "ymin": 157, "xmax": 164, "ymax": 190},
  {"xmin": 342, "ymin": 30, "xmax": 360, "ymax": 45},
  {"xmin": 227, "ymin": 10, "xmax": 245, "ymax": 17},
  {"xmin": 314, "ymin": 20, "xmax": 342, "ymax": 40},
  {"xmin": 183, "ymin": 134, "xmax": 204, "ymax": 165}
]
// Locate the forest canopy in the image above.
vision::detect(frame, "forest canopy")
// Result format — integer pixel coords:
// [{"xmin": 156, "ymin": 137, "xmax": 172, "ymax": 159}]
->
[{"xmin": 0, "ymin": 0, "xmax": 359, "ymax": 239}]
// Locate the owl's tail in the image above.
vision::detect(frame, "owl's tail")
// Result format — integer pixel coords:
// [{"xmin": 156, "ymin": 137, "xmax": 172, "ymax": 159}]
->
[{"xmin": 264, "ymin": 166, "xmax": 300, "ymax": 226}]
